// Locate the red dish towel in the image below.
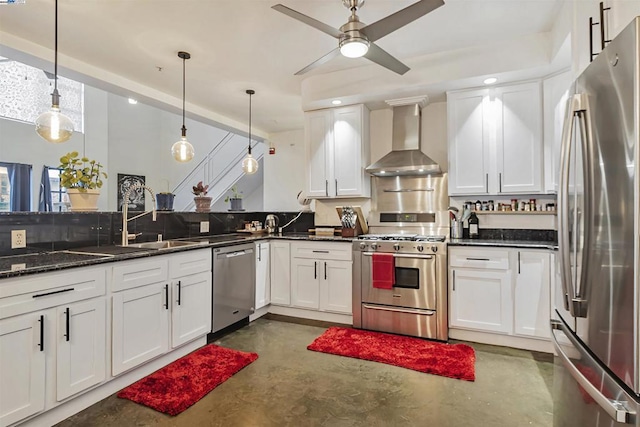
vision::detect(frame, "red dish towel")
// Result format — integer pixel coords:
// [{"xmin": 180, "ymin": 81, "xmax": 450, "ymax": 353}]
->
[{"xmin": 372, "ymin": 253, "xmax": 395, "ymax": 289}]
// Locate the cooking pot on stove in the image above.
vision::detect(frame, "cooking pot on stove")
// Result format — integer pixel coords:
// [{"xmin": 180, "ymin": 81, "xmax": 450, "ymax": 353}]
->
[{"xmin": 265, "ymin": 214, "xmax": 279, "ymax": 234}]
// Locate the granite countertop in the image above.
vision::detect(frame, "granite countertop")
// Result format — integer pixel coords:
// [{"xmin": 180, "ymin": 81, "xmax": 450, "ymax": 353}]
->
[
  {"xmin": 448, "ymin": 238, "xmax": 558, "ymax": 250},
  {"xmin": 0, "ymin": 233, "xmax": 356, "ymax": 279}
]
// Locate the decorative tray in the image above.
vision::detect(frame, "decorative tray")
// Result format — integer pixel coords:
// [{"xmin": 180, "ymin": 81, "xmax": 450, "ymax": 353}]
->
[{"xmin": 236, "ymin": 229, "xmax": 268, "ymax": 235}]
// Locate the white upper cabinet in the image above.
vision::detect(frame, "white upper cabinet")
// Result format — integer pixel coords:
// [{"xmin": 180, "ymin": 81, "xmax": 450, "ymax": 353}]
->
[
  {"xmin": 447, "ymin": 89, "xmax": 491, "ymax": 195},
  {"xmin": 447, "ymin": 81, "xmax": 544, "ymax": 195},
  {"xmin": 305, "ymin": 104, "xmax": 370, "ymax": 198},
  {"xmin": 495, "ymin": 82, "xmax": 544, "ymax": 193},
  {"xmin": 543, "ymin": 71, "xmax": 572, "ymax": 193}
]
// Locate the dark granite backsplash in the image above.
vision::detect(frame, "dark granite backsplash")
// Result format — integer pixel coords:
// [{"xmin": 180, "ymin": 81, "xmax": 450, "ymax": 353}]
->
[
  {"xmin": 462, "ymin": 228, "xmax": 557, "ymax": 242},
  {"xmin": 0, "ymin": 211, "xmax": 314, "ymax": 256}
]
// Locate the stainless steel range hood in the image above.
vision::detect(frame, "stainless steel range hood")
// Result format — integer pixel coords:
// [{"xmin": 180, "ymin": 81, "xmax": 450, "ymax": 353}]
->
[{"xmin": 365, "ymin": 99, "xmax": 442, "ymax": 176}]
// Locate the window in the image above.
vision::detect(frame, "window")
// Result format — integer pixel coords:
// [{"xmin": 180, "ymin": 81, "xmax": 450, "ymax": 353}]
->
[
  {"xmin": 48, "ymin": 168, "xmax": 69, "ymax": 211},
  {"xmin": 0, "ymin": 56, "xmax": 84, "ymax": 132},
  {"xmin": 0, "ymin": 166, "xmax": 9, "ymax": 212}
]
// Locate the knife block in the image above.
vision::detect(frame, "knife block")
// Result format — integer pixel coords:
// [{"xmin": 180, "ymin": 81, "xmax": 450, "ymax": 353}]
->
[{"xmin": 341, "ymin": 222, "xmax": 363, "ymax": 237}]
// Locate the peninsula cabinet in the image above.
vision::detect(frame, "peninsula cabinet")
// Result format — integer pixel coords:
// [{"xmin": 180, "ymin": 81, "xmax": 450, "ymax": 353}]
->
[
  {"xmin": 447, "ymin": 81, "xmax": 544, "ymax": 195},
  {"xmin": 448, "ymin": 246, "xmax": 551, "ymax": 349},
  {"xmin": 305, "ymin": 104, "xmax": 370, "ymax": 199},
  {"xmin": 255, "ymin": 242, "xmax": 271, "ymax": 310},
  {"xmin": 0, "ymin": 266, "xmax": 107, "ymax": 427},
  {"xmin": 270, "ymin": 241, "xmax": 291, "ymax": 306}
]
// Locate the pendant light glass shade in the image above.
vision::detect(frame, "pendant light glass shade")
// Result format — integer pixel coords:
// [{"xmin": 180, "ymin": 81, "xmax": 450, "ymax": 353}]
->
[
  {"xmin": 173, "ymin": 51, "xmax": 194, "ymax": 163},
  {"xmin": 242, "ymin": 89, "xmax": 258, "ymax": 175},
  {"xmin": 36, "ymin": 0, "xmax": 73, "ymax": 143}
]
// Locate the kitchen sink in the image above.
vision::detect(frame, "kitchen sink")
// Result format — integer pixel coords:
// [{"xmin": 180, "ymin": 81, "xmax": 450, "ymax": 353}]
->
[{"xmin": 125, "ymin": 240, "xmax": 204, "ymax": 250}]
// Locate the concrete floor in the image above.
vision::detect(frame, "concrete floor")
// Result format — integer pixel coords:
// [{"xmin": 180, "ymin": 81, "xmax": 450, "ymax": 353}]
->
[{"xmin": 56, "ymin": 317, "xmax": 553, "ymax": 427}]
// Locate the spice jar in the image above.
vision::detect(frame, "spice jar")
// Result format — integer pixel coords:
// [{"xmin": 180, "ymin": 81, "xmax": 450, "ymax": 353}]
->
[{"xmin": 511, "ymin": 199, "xmax": 517, "ymax": 211}]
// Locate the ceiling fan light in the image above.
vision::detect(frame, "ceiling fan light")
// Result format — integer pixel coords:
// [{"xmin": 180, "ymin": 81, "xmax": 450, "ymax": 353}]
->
[
  {"xmin": 171, "ymin": 137, "xmax": 195, "ymax": 162},
  {"xmin": 340, "ymin": 38, "xmax": 369, "ymax": 58}
]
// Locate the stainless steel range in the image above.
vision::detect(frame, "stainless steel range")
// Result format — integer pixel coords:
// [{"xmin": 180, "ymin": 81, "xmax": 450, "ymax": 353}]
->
[{"xmin": 352, "ymin": 173, "xmax": 449, "ymax": 341}]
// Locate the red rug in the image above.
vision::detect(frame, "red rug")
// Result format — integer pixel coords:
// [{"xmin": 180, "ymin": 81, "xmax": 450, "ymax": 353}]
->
[
  {"xmin": 117, "ymin": 344, "xmax": 258, "ymax": 415},
  {"xmin": 307, "ymin": 327, "xmax": 475, "ymax": 381}
]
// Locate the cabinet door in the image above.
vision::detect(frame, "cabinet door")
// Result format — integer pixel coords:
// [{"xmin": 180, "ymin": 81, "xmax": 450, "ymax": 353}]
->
[
  {"xmin": 447, "ymin": 89, "xmax": 491, "ymax": 195},
  {"xmin": 255, "ymin": 242, "xmax": 271, "ymax": 310},
  {"xmin": 449, "ymin": 268, "xmax": 512, "ymax": 333},
  {"xmin": 305, "ymin": 110, "xmax": 332, "ymax": 198},
  {"xmin": 270, "ymin": 242, "xmax": 291, "ymax": 306},
  {"xmin": 514, "ymin": 251, "xmax": 550, "ymax": 339},
  {"xmin": 112, "ymin": 283, "xmax": 170, "ymax": 376},
  {"xmin": 333, "ymin": 105, "xmax": 367, "ymax": 197},
  {"xmin": 291, "ymin": 258, "xmax": 320, "ymax": 310},
  {"xmin": 171, "ymin": 271, "xmax": 212, "ymax": 348},
  {"xmin": 495, "ymin": 82, "xmax": 543, "ymax": 194},
  {"xmin": 0, "ymin": 313, "xmax": 46, "ymax": 427},
  {"xmin": 543, "ymin": 71, "xmax": 572, "ymax": 193},
  {"xmin": 56, "ymin": 298, "xmax": 106, "ymax": 401},
  {"xmin": 320, "ymin": 260, "xmax": 352, "ymax": 314}
]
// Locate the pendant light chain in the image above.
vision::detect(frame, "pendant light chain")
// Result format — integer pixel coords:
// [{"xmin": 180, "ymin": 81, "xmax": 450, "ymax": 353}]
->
[
  {"xmin": 181, "ymin": 53, "xmax": 186, "ymax": 138},
  {"xmin": 52, "ymin": 0, "xmax": 60, "ymax": 106},
  {"xmin": 248, "ymin": 90, "xmax": 252, "ymax": 155}
]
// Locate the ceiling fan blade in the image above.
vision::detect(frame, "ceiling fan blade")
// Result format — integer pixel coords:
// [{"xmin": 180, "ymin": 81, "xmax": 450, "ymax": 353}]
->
[
  {"xmin": 295, "ymin": 48, "xmax": 341, "ymax": 75},
  {"xmin": 272, "ymin": 4, "xmax": 343, "ymax": 39},
  {"xmin": 364, "ymin": 43, "xmax": 410, "ymax": 75},
  {"xmin": 360, "ymin": 0, "xmax": 445, "ymax": 42}
]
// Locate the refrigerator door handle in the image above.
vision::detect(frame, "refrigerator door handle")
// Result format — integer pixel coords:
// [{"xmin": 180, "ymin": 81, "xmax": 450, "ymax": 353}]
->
[
  {"xmin": 558, "ymin": 95, "xmax": 578, "ymax": 312},
  {"xmin": 550, "ymin": 319, "xmax": 636, "ymax": 424}
]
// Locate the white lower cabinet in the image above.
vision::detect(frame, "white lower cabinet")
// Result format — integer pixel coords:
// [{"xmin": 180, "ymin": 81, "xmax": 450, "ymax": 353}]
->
[
  {"xmin": 449, "ymin": 268, "xmax": 512, "ymax": 333},
  {"xmin": 270, "ymin": 241, "xmax": 291, "ymax": 306},
  {"xmin": 56, "ymin": 298, "xmax": 106, "ymax": 401},
  {"xmin": 112, "ymin": 282, "xmax": 170, "ymax": 376},
  {"xmin": 0, "ymin": 312, "xmax": 46, "ymax": 427},
  {"xmin": 513, "ymin": 250, "xmax": 550, "ymax": 339},
  {"xmin": 0, "ymin": 266, "xmax": 107, "ymax": 427},
  {"xmin": 449, "ymin": 247, "xmax": 552, "ymax": 346},
  {"xmin": 171, "ymin": 271, "xmax": 211, "ymax": 348},
  {"xmin": 288, "ymin": 242, "xmax": 352, "ymax": 315},
  {"xmin": 255, "ymin": 242, "xmax": 271, "ymax": 310}
]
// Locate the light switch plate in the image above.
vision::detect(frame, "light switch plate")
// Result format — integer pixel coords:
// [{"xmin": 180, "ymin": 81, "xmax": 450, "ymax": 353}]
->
[{"xmin": 200, "ymin": 221, "xmax": 210, "ymax": 233}]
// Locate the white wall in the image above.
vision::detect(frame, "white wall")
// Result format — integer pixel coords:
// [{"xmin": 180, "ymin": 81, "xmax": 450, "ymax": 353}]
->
[{"xmin": 263, "ymin": 129, "xmax": 306, "ymax": 211}]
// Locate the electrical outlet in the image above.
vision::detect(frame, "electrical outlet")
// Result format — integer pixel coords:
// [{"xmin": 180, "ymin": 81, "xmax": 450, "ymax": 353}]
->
[
  {"xmin": 11, "ymin": 230, "xmax": 26, "ymax": 249},
  {"xmin": 200, "ymin": 221, "xmax": 210, "ymax": 233}
]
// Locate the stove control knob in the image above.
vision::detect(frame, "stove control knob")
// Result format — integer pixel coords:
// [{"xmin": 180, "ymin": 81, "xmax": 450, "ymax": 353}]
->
[
  {"xmin": 431, "ymin": 246, "xmax": 438, "ymax": 253},
  {"xmin": 359, "ymin": 242, "xmax": 367, "ymax": 250},
  {"xmin": 416, "ymin": 245, "xmax": 424, "ymax": 252},
  {"xmin": 393, "ymin": 243, "xmax": 401, "ymax": 251},
  {"xmin": 371, "ymin": 243, "xmax": 378, "ymax": 250}
]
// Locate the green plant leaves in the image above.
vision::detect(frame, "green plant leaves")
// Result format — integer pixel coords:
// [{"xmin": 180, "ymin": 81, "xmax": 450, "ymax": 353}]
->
[{"xmin": 58, "ymin": 151, "xmax": 107, "ymax": 192}]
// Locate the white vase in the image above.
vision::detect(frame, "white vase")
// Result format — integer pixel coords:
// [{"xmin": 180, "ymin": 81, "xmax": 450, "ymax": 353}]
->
[{"xmin": 67, "ymin": 188, "xmax": 100, "ymax": 211}]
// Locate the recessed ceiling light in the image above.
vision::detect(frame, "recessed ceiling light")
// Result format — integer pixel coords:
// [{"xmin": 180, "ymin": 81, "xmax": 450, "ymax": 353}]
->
[
  {"xmin": 483, "ymin": 77, "xmax": 497, "ymax": 85},
  {"xmin": 128, "ymin": 98, "xmax": 138, "ymax": 105},
  {"xmin": 332, "ymin": 100, "xmax": 342, "ymax": 105},
  {"xmin": 380, "ymin": 170, "xmax": 386, "ymax": 174}
]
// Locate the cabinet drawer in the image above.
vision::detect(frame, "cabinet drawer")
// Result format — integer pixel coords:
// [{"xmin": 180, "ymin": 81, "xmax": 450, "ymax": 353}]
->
[
  {"xmin": 0, "ymin": 266, "xmax": 106, "ymax": 319},
  {"xmin": 291, "ymin": 242, "xmax": 352, "ymax": 261},
  {"xmin": 449, "ymin": 248, "xmax": 510, "ymax": 270},
  {"xmin": 112, "ymin": 257, "xmax": 169, "ymax": 292},
  {"xmin": 169, "ymin": 249, "xmax": 211, "ymax": 278}
]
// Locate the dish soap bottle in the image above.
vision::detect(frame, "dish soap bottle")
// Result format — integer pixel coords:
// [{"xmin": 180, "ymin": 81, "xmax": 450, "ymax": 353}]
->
[{"xmin": 468, "ymin": 212, "xmax": 479, "ymax": 239}]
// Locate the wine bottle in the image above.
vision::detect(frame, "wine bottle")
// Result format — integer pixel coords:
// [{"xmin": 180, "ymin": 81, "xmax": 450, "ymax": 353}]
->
[{"xmin": 469, "ymin": 212, "xmax": 479, "ymax": 239}]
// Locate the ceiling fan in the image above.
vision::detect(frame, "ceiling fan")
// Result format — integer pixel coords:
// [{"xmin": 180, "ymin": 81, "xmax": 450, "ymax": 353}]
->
[{"xmin": 272, "ymin": 0, "xmax": 444, "ymax": 75}]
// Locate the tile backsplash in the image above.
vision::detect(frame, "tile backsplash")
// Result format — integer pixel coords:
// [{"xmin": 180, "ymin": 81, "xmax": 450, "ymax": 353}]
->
[{"xmin": 0, "ymin": 211, "xmax": 314, "ymax": 256}]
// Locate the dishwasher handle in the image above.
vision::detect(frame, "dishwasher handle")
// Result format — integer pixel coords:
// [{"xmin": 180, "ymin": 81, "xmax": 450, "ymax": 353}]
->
[{"xmin": 222, "ymin": 250, "xmax": 251, "ymax": 258}]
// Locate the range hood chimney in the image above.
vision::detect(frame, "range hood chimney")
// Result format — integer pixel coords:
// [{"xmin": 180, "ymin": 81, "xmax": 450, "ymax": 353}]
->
[{"xmin": 365, "ymin": 96, "xmax": 442, "ymax": 176}]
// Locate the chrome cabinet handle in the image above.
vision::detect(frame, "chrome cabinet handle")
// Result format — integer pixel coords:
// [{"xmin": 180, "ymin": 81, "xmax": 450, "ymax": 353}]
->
[
  {"xmin": 452, "ymin": 270, "xmax": 456, "ymax": 291},
  {"xmin": 324, "ymin": 262, "xmax": 327, "ymax": 280},
  {"xmin": 518, "ymin": 252, "xmax": 521, "ymax": 274},
  {"xmin": 257, "ymin": 244, "xmax": 261, "ymax": 262},
  {"xmin": 466, "ymin": 257, "xmax": 490, "ymax": 261},
  {"xmin": 312, "ymin": 250, "xmax": 329, "ymax": 253},
  {"xmin": 550, "ymin": 320, "xmax": 635, "ymax": 423},
  {"xmin": 485, "ymin": 173, "xmax": 489, "ymax": 192}
]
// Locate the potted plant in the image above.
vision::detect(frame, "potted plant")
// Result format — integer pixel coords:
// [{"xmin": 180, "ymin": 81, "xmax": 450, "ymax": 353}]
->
[
  {"xmin": 58, "ymin": 151, "xmax": 107, "ymax": 211},
  {"xmin": 192, "ymin": 181, "xmax": 211, "ymax": 212},
  {"xmin": 224, "ymin": 186, "xmax": 243, "ymax": 211}
]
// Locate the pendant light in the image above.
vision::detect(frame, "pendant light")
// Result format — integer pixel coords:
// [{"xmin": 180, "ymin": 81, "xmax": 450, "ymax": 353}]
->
[
  {"xmin": 171, "ymin": 51, "xmax": 195, "ymax": 163},
  {"xmin": 241, "ymin": 89, "xmax": 259, "ymax": 175},
  {"xmin": 35, "ymin": 0, "xmax": 73, "ymax": 143}
]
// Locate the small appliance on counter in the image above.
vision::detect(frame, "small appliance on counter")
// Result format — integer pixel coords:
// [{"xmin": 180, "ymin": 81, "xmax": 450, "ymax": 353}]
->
[{"xmin": 265, "ymin": 214, "xmax": 279, "ymax": 234}]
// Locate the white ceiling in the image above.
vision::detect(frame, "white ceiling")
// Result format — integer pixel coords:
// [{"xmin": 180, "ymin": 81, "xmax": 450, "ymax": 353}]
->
[{"xmin": 0, "ymin": 0, "xmax": 564, "ymax": 135}]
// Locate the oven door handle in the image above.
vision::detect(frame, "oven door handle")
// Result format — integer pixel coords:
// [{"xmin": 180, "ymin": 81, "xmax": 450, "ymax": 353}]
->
[
  {"xmin": 363, "ymin": 304, "xmax": 436, "ymax": 316},
  {"xmin": 362, "ymin": 252, "xmax": 433, "ymax": 260}
]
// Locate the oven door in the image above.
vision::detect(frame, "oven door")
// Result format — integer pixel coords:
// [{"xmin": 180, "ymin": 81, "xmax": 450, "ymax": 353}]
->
[{"xmin": 361, "ymin": 252, "xmax": 436, "ymax": 310}]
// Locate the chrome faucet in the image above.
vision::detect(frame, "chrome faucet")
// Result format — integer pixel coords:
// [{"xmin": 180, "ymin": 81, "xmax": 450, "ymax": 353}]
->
[{"xmin": 122, "ymin": 184, "xmax": 156, "ymax": 246}]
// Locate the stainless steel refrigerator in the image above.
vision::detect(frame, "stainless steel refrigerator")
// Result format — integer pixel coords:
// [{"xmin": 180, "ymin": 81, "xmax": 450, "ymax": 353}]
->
[{"xmin": 551, "ymin": 17, "xmax": 640, "ymax": 427}]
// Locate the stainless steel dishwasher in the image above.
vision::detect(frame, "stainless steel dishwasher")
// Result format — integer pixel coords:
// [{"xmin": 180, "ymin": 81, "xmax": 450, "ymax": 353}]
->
[{"xmin": 212, "ymin": 243, "xmax": 255, "ymax": 333}]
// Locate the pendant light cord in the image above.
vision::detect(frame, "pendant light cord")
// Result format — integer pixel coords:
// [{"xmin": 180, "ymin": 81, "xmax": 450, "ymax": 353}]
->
[
  {"xmin": 51, "ymin": 0, "xmax": 60, "ymax": 106},
  {"xmin": 181, "ymin": 54, "xmax": 186, "ymax": 138},
  {"xmin": 248, "ymin": 91, "xmax": 252, "ymax": 155}
]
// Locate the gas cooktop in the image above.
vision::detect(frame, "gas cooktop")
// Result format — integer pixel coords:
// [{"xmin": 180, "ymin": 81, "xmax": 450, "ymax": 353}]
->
[{"xmin": 357, "ymin": 234, "xmax": 447, "ymax": 242}]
